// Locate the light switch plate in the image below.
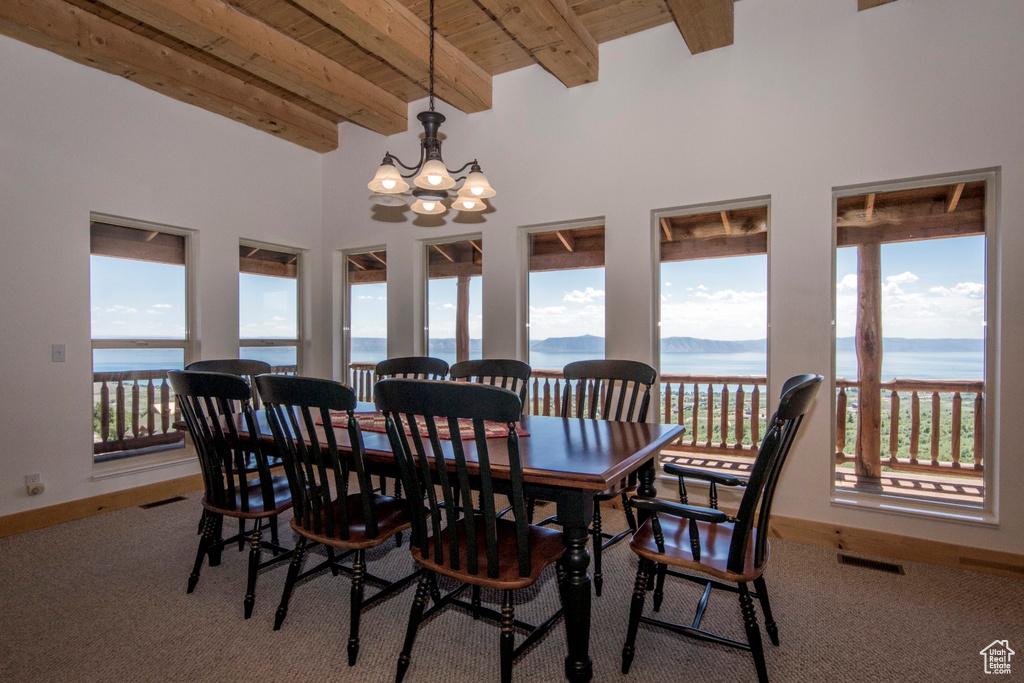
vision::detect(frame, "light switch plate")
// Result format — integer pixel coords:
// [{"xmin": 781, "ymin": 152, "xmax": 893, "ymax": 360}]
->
[{"xmin": 52, "ymin": 344, "xmax": 66, "ymax": 362}]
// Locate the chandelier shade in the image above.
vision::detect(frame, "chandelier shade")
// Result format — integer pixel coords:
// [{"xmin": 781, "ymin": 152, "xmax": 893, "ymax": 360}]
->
[{"xmin": 366, "ymin": 0, "xmax": 494, "ymax": 217}]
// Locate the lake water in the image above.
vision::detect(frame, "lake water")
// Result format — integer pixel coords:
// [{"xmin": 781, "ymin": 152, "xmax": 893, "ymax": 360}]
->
[{"xmin": 97, "ymin": 348, "xmax": 984, "ymax": 381}]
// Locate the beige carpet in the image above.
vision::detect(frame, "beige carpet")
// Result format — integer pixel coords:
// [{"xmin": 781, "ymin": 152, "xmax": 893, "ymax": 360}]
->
[{"xmin": 1, "ymin": 494, "xmax": 1021, "ymax": 682}]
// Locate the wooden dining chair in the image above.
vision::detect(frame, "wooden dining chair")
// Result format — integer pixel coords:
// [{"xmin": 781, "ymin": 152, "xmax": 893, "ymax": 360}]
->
[
  {"xmin": 185, "ymin": 359, "xmax": 275, "ymax": 549},
  {"xmin": 541, "ymin": 359, "xmax": 657, "ymax": 596},
  {"xmin": 375, "ymin": 378, "xmax": 566, "ymax": 683},
  {"xmin": 255, "ymin": 374, "xmax": 421, "ymax": 666},
  {"xmin": 448, "ymin": 358, "xmax": 532, "ymax": 408},
  {"xmin": 168, "ymin": 370, "xmax": 293, "ymax": 619},
  {"xmin": 620, "ymin": 374, "xmax": 823, "ymax": 683}
]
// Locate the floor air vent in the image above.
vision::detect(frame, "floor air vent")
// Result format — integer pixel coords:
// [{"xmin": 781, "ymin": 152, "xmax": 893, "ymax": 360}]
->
[
  {"xmin": 838, "ymin": 553, "xmax": 904, "ymax": 575},
  {"xmin": 139, "ymin": 495, "xmax": 188, "ymax": 509}
]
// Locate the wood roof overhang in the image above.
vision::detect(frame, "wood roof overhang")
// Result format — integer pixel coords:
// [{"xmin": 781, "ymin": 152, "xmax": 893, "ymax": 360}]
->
[{"xmin": 0, "ymin": 0, "xmax": 901, "ymax": 152}]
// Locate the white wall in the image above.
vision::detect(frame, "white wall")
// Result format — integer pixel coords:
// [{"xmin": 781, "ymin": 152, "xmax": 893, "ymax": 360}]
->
[
  {"xmin": 322, "ymin": 0, "xmax": 1024, "ymax": 553},
  {"xmin": 0, "ymin": 36, "xmax": 324, "ymax": 516}
]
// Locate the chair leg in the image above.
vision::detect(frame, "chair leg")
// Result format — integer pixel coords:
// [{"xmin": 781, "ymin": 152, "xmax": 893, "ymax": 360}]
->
[
  {"xmin": 394, "ymin": 477, "xmax": 404, "ymax": 548},
  {"xmin": 591, "ymin": 500, "xmax": 604, "ymax": 597},
  {"xmin": 207, "ymin": 513, "xmax": 224, "ymax": 567},
  {"xmin": 472, "ymin": 585, "xmax": 482, "ymax": 620},
  {"xmin": 427, "ymin": 573, "xmax": 443, "ymax": 606},
  {"xmin": 269, "ymin": 515, "xmax": 280, "ymax": 554},
  {"xmin": 500, "ymin": 590, "xmax": 515, "ymax": 683},
  {"xmin": 348, "ymin": 549, "xmax": 366, "ymax": 666},
  {"xmin": 274, "ymin": 536, "xmax": 307, "ymax": 630},
  {"xmin": 739, "ymin": 582, "xmax": 769, "ymax": 683},
  {"xmin": 621, "ymin": 559, "xmax": 652, "ymax": 674},
  {"xmin": 189, "ymin": 512, "xmax": 218, "ymax": 593},
  {"xmin": 326, "ymin": 547, "xmax": 341, "ymax": 577},
  {"xmin": 396, "ymin": 572, "xmax": 431, "ymax": 683},
  {"xmin": 652, "ymin": 562, "xmax": 668, "ymax": 612},
  {"xmin": 197, "ymin": 509, "xmax": 206, "ymax": 535},
  {"xmin": 244, "ymin": 519, "xmax": 263, "ymax": 619},
  {"xmin": 526, "ymin": 496, "xmax": 536, "ymax": 524},
  {"xmin": 753, "ymin": 576, "xmax": 779, "ymax": 646},
  {"xmin": 237, "ymin": 518, "xmax": 246, "ymax": 552},
  {"xmin": 622, "ymin": 491, "xmax": 637, "ymax": 532}
]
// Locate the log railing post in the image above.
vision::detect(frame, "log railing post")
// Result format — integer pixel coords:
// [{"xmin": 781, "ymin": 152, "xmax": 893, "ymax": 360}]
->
[
  {"xmin": 909, "ymin": 391, "xmax": 920, "ymax": 465},
  {"xmin": 664, "ymin": 384, "xmax": 672, "ymax": 423},
  {"xmin": 146, "ymin": 378, "xmax": 156, "ymax": 437},
  {"xmin": 705, "ymin": 383, "xmax": 714, "ymax": 447},
  {"xmin": 734, "ymin": 384, "xmax": 745, "ymax": 447},
  {"xmin": 691, "ymin": 383, "xmax": 700, "ymax": 447},
  {"xmin": 100, "ymin": 380, "xmax": 111, "ymax": 442},
  {"xmin": 751, "ymin": 384, "xmax": 760, "ymax": 445},
  {"xmin": 835, "ymin": 386, "xmax": 847, "ymax": 462},
  {"xmin": 161, "ymin": 379, "xmax": 170, "ymax": 434},
  {"xmin": 930, "ymin": 391, "xmax": 941, "ymax": 467},
  {"xmin": 115, "ymin": 380, "xmax": 126, "ymax": 440},
  {"xmin": 719, "ymin": 385, "xmax": 729, "ymax": 448},
  {"xmin": 888, "ymin": 389, "xmax": 900, "ymax": 466},
  {"xmin": 951, "ymin": 392, "xmax": 962, "ymax": 467},
  {"xmin": 855, "ymin": 241, "xmax": 883, "ymax": 479},
  {"xmin": 974, "ymin": 393, "xmax": 984, "ymax": 470}
]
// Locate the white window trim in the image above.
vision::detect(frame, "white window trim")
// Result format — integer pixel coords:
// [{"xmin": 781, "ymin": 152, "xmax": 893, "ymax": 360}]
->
[
  {"xmin": 339, "ymin": 245, "xmax": 387, "ymax": 382},
  {"xmin": 829, "ymin": 167, "xmax": 999, "ymax": 524},
  {"xmin": 420, "ymin": 232, "xmax": 484, "ymax": 360}
]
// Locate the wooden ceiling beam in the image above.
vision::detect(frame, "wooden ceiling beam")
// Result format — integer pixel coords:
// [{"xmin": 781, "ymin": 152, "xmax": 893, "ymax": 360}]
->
[
  {"xmin": 946, "ymin": 183, "xmax": 965, "ymax": 213},
  {"xmin": 368, "ymin": 251, "xmax": 388, "ymax": 266},
  {"xmin": 432, "ymin": 244, "xmax": 455, "ymax": 263},
  {"xmin": 864, "ymin": 193, "xmax": 876, "ymax": 221},
  {"xmin": 292, "ymin": 0, "xmax": 491, "ymax": 114},
  {"xmin": 660, "ymin": 218, "xmax": 674, "ymax": 242},
  {"xmin": 664, "ymin": 0, "xmax": 733, "ymax": 55},
  {"xmin": 555, "ymin": 230, "xmax": 575, "ymax": 252},
  {"xmin": 0, "ymin": 0, "xmax": 338, "ymax": 152},
  {"xmin": 837, "ymin": 209, "xmax": 985, "ymax": 246},
  {"xmin": 475, "ymin": 0, "xmax": 598, "ymax": 88},
  {"xmin": 102, "ymin": 0, "xmax": 407, "ymax": 135},
  {"xmin": 660, "ymin": 231, "xmax": 767, "ymax": 262}
]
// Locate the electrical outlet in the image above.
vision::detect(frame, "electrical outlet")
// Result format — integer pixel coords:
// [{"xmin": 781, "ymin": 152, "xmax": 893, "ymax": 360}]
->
[
  {"xmin": 26, "ymin": 473, "xmax": 41, "ymax": 486},
  {"xmin": 25, "ymin": 474, "xmax": 44, "ymax": 496}
]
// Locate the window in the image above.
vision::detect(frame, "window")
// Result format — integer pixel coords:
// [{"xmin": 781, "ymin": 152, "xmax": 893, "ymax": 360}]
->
[
  {"xmin": 526, "ymin": 224, "xmax": 605, "ymax": 370},
  {"xmin": 90, "ymin": 218, "xmax": 192, "ymax": 463},
  {"xmin": 425, "ymin": 238, "xmax": 482, "ymax": 366},
  {"xmin": 344, "ymin": 248, "xmax": 388, "ymax": 383},
  {"xmin": 239, "ymin": 244, "xmax": 300, "ymax": 372},
  {"xmin": 832, "ymin": 172, "xmax": 992, "ymax": 518},
  {"xmin": 656, "ymin": 201, "xmax": 769, "ymax": 471}
]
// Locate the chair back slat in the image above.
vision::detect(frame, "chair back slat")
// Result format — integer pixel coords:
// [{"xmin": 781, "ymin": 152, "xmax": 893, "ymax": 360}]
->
[
  {"xmin": 727, "ymin": 374, "xmax": 822, "ymax": 573},
  {"xmin": 256, "ymin": 375, "xmax": 380, "ymax": 542},
  {"xmin": 186, "ymin": 359, "xmax": 272, "ymax": 408},
  {"xmin": 376, "ymin": 356, "xmax": 450, "ymax": 381},
  {"xmin": 449, "ymin": 359, "xmax": 532, "ymax": 408},
  {"xmin": 169, "ymin": 371, "xmax": 274, "ymax": 514},
  {"xmin": 375, "ymin": 379, "xmax": 529, "ymax": 579},
  {"xmin": 561, "ymin": 360, "xmax": 657, "ymax": 422}
]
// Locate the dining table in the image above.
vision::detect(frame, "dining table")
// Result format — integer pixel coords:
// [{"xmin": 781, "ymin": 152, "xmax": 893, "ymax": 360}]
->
[{"xmin": 250, "ymin": 403, "xmax": 684, "ymax": 682}]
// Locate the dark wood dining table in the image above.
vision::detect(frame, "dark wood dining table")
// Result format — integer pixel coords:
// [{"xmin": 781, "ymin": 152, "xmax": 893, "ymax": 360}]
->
[{"xmin": 251, "ymin": 404, "xmax": 684, "ymax": 682}]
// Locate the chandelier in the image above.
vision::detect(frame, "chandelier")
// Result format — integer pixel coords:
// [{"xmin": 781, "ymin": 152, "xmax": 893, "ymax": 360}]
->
[{"xmin": 367, "ymin": 0, "xmax": 495, "ymax": 215}]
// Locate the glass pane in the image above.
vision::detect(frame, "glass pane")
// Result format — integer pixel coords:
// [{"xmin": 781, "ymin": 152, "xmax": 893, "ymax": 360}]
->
[
  {"xmin": 528, "ymin": 267, "xmax": 605, "ymax": 369},
  {"xmin": 239, "ymin": 273, "xmax": 297, "ymax": 339},
  {"xmin": 92, "ymin": 347, "xmax": 185, "ymax": 372},
  {"xmin": 239, "ymin": 345, "xmax": 297, "ymax": 368},
  {"xmin": 90, "ymin": 256, "xmax": 186, "ymax": 339},
  {"xmin": 350, "ymin": 282, "xmax": 387, "ymax": 364},
  {"xmin": 426, "ymin": 239, "xmax": 482, "ymax": 365}
]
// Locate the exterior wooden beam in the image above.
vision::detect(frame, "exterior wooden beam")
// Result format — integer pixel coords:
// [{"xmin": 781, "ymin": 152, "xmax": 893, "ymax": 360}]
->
[
  {"xmin": 720, "ymin": 210, "xmax": 732, "ymax": 235},
  {"xmin": 555, "ymin": 230, "xmax": 575, "ymax": 252},
  {"xmin": 368, "ymin": 251, "xmax": 388, "ymax": 266},
  {"xmin": 664, "ymin": 0, "xmax": 733, "ymax": 55},
  {"xmin": 348, "ymin": 270, "xmax": 388, "ymax": 284},
  {"xmin": 855, "ymin": 242, "xmax": 883, "ymax": 480},
  {"xmin": 529, "ymin": 249, "xmax": 605, "ymax": 272},
  {"xmin": 476, "ymin": 0, "xmax": 598, "ymax": 88},
  {"xmin": 858, "ymin": 0, "xmax": 899, "ymax": 10},
  {"xmin": 661, "ymin": 218, "xmax": 674, "ymax": 242},
  {"xmin": 659, "ymin": 232, "xmax": 767, "ymax": 263},
  {"xmin": 837, "ymin": 209, "xmax": 984, "ymax": 246},
  {"xmin": 864, "ymin": 193, "xmax": 875, "ymax": 220},
  {"xmin": 292, "ymin": 0, "xmax": 490, "ymax": 114},
  {"xmin": 102, "ymin": 0, "xmax": 407, "ymax": 135},
  {"xmin": 0, "ymin": 0, "xmax": 338, "ymax": 152},
  {"xmin": 456, "ymin": 275, "xmax": 470, "ymax": 363},
  {"xmin": 432, "ymin": 244, "xmax": 455, "ymax": 263},
  {"xmin": 946, "ymin": 183, "xmax": 965, "ymax": 213}
]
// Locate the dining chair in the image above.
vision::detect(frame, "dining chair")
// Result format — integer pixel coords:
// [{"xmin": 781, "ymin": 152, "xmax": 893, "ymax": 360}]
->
[
  {"xmin": 255, "ymin": 374, "xmax": 421, "ymax": 665},
  {"xmin": 448, "ymin": 358, "xmax": 532, "ymax": 408},
  {"xmin": 620, "ymin": 374, "xmax": 823, "ymax": 683},
  {"xmin": 185, "ymin": 359, "xmax": 275, "ymax": 550},
  {"xmin": 167, "ymin": 370, "xmax": 293, "ymax": 619},
  {"xmin": 375, "ymin": 378, "xmax": 565, "ymax": 683},
  {"xmin": 373, "ymin": 356, "xmax": 451, "ymax": 508},
  {"xmin": 539, "ymin": 359, "xmax": 657, "ymax": 597}
]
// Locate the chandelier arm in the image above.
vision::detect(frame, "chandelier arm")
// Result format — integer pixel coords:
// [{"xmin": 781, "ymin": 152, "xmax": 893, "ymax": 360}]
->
[
  {"xmin": 386, "ymin": 152, "xmax": 424, "ymax": 173},
  {"xmin": 445, "ymin": 159, "xmax": 479, "ymax": 176}
]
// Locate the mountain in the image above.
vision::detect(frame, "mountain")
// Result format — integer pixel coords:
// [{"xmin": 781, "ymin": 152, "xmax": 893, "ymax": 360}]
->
[
  {"xmin": 428, "ymin": 338, "xmax": 483, "ymax": 353},
  {"xmin": 530, "ymin": 334, "xmax": 605, "ymax": 353},
  {"xmin": 835, "ymin": 337, "xmax": 983, "ymax": 353},
  {"xmin": 661, "ymin": 337, "xmax": 765, "ymax": 353},
  {"xmin": 351, "ymin": 337, "xmax": 386, "ymax": 353}
]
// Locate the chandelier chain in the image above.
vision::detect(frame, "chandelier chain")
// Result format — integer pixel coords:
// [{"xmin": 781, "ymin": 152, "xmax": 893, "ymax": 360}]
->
[{"xmin": 428, "ymin": 0, "xmax": 435, "ymax": 112}]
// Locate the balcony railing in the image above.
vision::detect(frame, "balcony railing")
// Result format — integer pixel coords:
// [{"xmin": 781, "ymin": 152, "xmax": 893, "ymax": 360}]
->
[
  {"xmin": 93, "ymin": 364, "xmax": 298, "ymax": 460},
  {"xmin": 351, "ymin": 362, "xmax": 984, "ymax": 484}
]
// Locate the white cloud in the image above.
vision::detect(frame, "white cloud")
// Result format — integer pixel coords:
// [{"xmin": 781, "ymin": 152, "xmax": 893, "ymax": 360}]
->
[
  {"xmin": 837, "ymin": 274, "xmax": 858, "ymax": 292},
  {"xmin": 106, "ymin": 305, "xmax": 137, "ymax": 314},
  {"xmin": 660, "ymin": 288, "xmax": 767, "ymax": 339},
  {"xmin": 529, "ymin": 305, "xmax": 567, "ymax": 315},
  {"xmin": 563, "ymin": 287, "xmax": 605, "ymax": 304},
  {"xmin": 442, "ymin": 303, "xmax": 455, "ymax": 310},
  {"xmin": 886, "ymin": 271, "xmax": 919, "ymax": 285},
  {"xmin": 152, "ymin": 303, "xmax": 173, "ymax": 309}
]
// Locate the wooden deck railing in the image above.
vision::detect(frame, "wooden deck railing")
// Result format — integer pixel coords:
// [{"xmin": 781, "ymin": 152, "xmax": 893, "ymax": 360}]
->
[
  {"xmin": 835, "ymin": 378, "xmax": 984, "ymax": 477},
  {"xmin": 93, "ymin": 364, "xmax": 298, "ymax": 458},
  {"xmin": 351, "ymin": 362, "xmax": 984, "ymax": 480}
]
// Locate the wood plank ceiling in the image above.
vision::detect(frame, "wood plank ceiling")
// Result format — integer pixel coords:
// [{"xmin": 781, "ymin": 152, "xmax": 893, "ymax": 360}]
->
[{"xmin": 0, "ymin": 0, "xmax": 897, "ymax": 152}]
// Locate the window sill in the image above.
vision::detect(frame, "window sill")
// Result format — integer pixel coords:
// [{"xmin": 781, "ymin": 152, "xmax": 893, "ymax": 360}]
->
[{"xmin": 830, "ymin": 491, "xmax": 997, "ymax": 527}]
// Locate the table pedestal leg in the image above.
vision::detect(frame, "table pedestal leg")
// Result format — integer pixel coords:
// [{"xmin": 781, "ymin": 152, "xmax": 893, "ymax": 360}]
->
[{"xmin": 558, "ymin": 495, "xmax": 593, "ymax": 682}]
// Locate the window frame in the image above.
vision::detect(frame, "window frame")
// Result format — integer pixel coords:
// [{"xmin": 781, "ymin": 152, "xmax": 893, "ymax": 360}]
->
[
  {"xmin": 340, "ymin": 245, "xmax": 388, "ymax": 380},
  {"xmin": 829, "ymin": 168, "xmax": 999, "ymax": 525},
  {"xmin": 89, "ymin": 212, "xmax": 197, "ymax": 475},
  {"xmin": 238, "ymin": 239, "xmax": 305, "ymax": 373},
  {"xmin": 517, "ymin": 217, "xmax": 607, "ymax": 364},
  {"xmin": 421, "ymin": 233, "xmax": 484, "ymax": 362}
]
